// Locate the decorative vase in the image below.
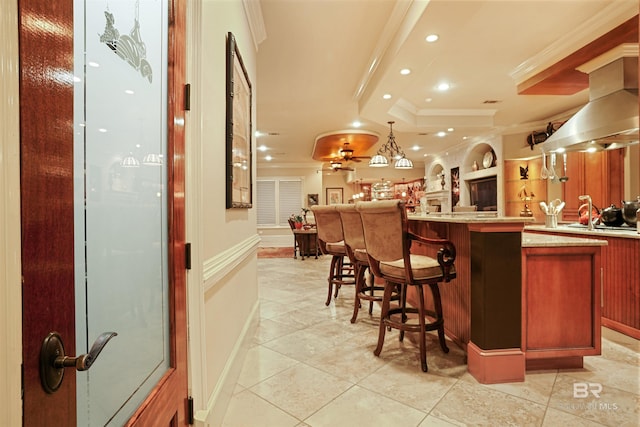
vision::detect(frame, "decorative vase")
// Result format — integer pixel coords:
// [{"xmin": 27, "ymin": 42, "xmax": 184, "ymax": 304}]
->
[
  {"xmin": 440, "ymin": 174, "xmax": 446, "ymax": 190},
  {"xmin": 472, "ymin": 160, "xmax": 479, "ymax": 171}
]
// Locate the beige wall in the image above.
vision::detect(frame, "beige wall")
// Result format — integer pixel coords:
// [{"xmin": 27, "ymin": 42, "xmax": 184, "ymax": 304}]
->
[{"xmin": 186, "ymin": 1, "xmax": 261, "ymax": 426}]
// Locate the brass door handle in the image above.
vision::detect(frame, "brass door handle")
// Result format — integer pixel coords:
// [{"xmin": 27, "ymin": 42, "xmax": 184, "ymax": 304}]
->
[{"xmin": 40, "ymin": 331, "xmax": 117, "ymax": 393}]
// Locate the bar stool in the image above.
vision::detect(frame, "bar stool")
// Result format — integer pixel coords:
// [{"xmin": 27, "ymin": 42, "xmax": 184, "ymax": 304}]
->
[
  {"xmin": 336, "ymin": 203, "xmax": 399, "ymax": 323},
  {"xmin": 356, "ymin": 199, "xmax": 457, "ymax": 372},
  {"xmin": 311, "ymin": 205, "xmax": 355, "ymax": 306}
]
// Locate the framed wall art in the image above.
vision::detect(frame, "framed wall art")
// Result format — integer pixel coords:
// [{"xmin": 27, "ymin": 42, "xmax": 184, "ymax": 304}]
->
[
  {"xmin": 326, "ymin": 187, "xmax": 343, "ymax": 205},
  {"xmin": 226, "ymin": 32, "xmax": 253, "ymax": 208},
  {"xmin": 307, "ymin": 193, "xmax": 319, "ymax": 207}
]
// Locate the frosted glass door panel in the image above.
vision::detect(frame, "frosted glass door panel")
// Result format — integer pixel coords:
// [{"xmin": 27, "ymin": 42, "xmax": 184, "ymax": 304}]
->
[{"xmin": 73, "ymin": 1, "xmax": 169, "ymax": 425}]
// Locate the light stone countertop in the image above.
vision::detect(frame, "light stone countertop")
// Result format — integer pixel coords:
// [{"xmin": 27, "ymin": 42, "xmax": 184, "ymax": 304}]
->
[
  {"xmin": 408, "ymin": 213, "xmax": 535, "ymax": 224},
  {"xmin": 522, "ymin": 232, "xmax": 608, "ymax": 248},
  {"xmin": 525, "ymin": 224, "xmax": 640, "ymax": 240}
]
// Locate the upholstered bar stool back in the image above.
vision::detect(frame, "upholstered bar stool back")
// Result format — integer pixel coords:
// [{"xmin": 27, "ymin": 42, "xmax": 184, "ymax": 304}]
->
[
  {"xmin": 356, "ymin": 199, "xmax": 457, "ymax": 372},
  {"xmin": 336, "ymin": 203, "xmax": 398, "ymax": 323},
  {"xmin": 311, "ymin": 205, "xmax": 355, "ymax": 306}
]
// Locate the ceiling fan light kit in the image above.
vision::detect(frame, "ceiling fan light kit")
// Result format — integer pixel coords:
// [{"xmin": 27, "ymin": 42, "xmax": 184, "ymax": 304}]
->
[{"xmin": 369, "ymin": 121, "xmax": 413, "ymax": 170}]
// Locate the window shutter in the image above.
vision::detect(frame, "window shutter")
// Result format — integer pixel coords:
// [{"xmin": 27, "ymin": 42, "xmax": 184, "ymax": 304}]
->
[
  {"xmin": 256, "ymin": 180, "xmax": 276, "ymax": 226},
  {"xmin": 278, "ymin": 180, "xmax": 302, "ymax": 224}
]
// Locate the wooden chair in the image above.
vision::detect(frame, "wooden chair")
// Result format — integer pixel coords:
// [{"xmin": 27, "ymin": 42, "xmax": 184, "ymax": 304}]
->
[
  {"xmin": 356, "ymin": 199, "xmax": 456, "ymax": 372},
  {"xmin": 311, "ymin": 205, "xmax": 355, "ymax": 306},
  {"xmin": 287, "ymin": 218, "xmax": 301, "ymax": 259},
  {"xmin": 336, "ymin": 203, "xmax": 399, "ymax": 323}
]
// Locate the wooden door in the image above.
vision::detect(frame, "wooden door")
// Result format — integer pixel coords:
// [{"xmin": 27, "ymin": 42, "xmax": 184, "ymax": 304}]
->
[{"xmin": 20, "ymin": 0, "xmax": 187, "ymax": 425}]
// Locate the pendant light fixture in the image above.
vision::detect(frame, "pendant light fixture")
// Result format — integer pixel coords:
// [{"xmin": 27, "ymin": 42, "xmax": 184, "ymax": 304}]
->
[{"xmin": 368, "ymin": 121, "xmax": 413, "ymax": 169}]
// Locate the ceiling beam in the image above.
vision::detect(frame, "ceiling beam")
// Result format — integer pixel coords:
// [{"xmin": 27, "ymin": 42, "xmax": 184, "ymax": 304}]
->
[{"xmin": 517, "ymin": 15, "xmax": 638, "ymax": 95}]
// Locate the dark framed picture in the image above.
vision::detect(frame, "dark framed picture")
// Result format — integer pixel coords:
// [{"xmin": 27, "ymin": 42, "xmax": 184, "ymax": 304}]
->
[
  {"xmin": 326, "ymin": 187, "xmax": 343, "ymax": 205},
  {"xmin": 226, "ymin": 32, "xmax": 252, "ymax": 208},
  {"xmin": 451, "ymin": 167, "xmax": 460, "ymax": 207},
  {"xmin": 307, "ymin": 193, "xmax": 319, "ymax": 207}
]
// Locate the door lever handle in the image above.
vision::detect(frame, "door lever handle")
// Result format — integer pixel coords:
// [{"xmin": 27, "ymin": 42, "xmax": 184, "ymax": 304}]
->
[{"xmin": 40, "ymin": 331, "xmax": 117, "ymax": 393}]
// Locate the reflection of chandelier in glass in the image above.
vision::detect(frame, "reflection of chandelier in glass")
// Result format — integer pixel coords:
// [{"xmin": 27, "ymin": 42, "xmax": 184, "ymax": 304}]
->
[
  {"xmin": 369, "ymin": 121, "xmax": 413, "ymax": 169},
  {"xmin": 121, "ymin": 152, "xmax": 140, "ymax": 168},
  {"xmin": 371, "ymin": 179, "xmax": 393, "ymax": 200}
]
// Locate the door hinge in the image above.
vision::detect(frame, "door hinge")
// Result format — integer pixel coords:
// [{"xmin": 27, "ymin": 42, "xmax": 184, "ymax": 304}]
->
[
  {"xmin": 187, "ymin": 395, "xmax": 194, "ymax": 425},
  {"xmin": 184, "ymin": 84, "xmax": 191, "ymax": 111},
  {"xmin": 185, "ymin": 242, "xmax": 192, "ymax": 270}
]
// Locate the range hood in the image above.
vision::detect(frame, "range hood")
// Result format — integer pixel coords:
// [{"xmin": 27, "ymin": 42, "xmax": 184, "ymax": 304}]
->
[{"xmin": 542, "ymin": 56, "xmax": 639, "ymax": 152}]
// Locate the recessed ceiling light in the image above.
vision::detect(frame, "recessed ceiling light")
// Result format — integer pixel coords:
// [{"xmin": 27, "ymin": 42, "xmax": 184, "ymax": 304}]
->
[
  {"xmin": 258, "ymin": 145, "xmax": 268, "ymax": 152},
  {"xmin": 411, "ymin": 145, "xmax": 420, "ymax": 151},
  {"xmin": 425, "ymin": 98, "xmax": 433, "ymax": 103},
  {"xmin": 437, "ymin": 82, "xmax": 450, "ymax": 91},
  {"xmin": 265, "ymin": 155, "xmax": 273, "ymax": 161},
  {"xmin": 352, "ymin": 121, "xmax": 361, "ymax": 128},
  {"xmin": 400, "ymin": 68, "xmax": 411, "ymax": 75},
  {"xmin": 447, "ymin": 127, "xmax": 454, "ymax": 132},
  {"xmin": 383, "ymin": 93, "xmax": 392, "ymax": 100},
  {"xmin": 425, "ymin": 34, "xmax": 439, "ymax": 43},
  {"xmin": 436, "ymin": 131, "xmax": 446, "ymax": 137}
]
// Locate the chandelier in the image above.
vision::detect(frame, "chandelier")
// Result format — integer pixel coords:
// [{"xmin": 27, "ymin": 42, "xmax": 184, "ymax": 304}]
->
[{"xmin": 369, "ymin": 121, "xmax": 413, "ymax": 169}]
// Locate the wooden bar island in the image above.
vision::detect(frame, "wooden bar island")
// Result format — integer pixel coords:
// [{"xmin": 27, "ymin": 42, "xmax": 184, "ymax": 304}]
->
[{"xmin": 407, "ymin": 213, "xmax": 606, "ymax": 384}]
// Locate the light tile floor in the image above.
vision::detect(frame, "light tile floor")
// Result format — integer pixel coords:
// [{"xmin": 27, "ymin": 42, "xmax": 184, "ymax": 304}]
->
[{"xmin": 222, "ymin": 256, "xmax": 640, "ymax": 427}]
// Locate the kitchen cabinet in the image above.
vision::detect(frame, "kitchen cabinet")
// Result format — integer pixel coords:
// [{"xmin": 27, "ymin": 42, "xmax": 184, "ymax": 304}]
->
[
  {"xmin": 522, "ymin": 239, "xmax": 603, "ymax": 369},
  {"xmin": 562, "ymin": 149, "xmax": 624, "ymax": 222},
  {"xmin": 525, "ymin": 226, "xmax": 640, "ymax": 340}
]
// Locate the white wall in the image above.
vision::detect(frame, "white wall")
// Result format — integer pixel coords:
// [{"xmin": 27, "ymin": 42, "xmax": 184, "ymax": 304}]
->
[
  {"xmin": 186, "ymin": 1, "xmax": 260, "ymax": 425},
  {"xmin": 0, "ymin": 0, "xmax": 23, "ymax": 424}
]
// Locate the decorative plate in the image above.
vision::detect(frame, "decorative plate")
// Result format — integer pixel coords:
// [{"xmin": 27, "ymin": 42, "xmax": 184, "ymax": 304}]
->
[{"xmin": 483, "ymin": 150, "xmax": 495, "ymax": 169}]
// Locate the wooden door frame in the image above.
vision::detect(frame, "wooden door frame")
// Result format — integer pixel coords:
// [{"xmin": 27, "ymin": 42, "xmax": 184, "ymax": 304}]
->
[
  {"xmin": 0, "ymin": 0, "xmax": 23, "ymax": 424},
  {"xmin": 126, "ymin": 0, "xmax": 188, "ymax": 422}
]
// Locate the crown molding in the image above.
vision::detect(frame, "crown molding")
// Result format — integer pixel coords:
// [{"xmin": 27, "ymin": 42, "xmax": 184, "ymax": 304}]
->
[
  {"xmin": 243, "ymin": 0, "xmax": 266, "ymax": 51},
  {"xmin": 510, "ymin": 1, "xmax": 638, "ymax": 84}
]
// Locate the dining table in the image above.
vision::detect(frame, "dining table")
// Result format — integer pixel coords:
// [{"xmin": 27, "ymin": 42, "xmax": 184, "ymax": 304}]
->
[{"xmin": 292, "ymin": 226, "xmax": 319, "ymax": 260}]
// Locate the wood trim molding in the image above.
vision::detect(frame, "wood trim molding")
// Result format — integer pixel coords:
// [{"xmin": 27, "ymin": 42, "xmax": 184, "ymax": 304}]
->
[
  {"xmin": 467, "ymin": 342, "xmax": 525, "ymax": 384},
  {"xmin": 0, "ymin": 0, "xmax": 23, "ymax": 424},
  {"xmin": 202, "ymin": 234, "xmax": 261, "ymax": 291}
]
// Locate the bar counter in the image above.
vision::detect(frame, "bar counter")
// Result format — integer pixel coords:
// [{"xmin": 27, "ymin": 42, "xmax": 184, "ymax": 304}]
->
[{"xmin": 407, "ymin": 213, "xmax": 605, "ymax": 383}]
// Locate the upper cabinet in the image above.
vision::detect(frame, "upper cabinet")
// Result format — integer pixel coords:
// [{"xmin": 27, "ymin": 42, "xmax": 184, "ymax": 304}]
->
[{"xmin": 562, "ymin": 149, "xmax": 624, "ymax": 222}]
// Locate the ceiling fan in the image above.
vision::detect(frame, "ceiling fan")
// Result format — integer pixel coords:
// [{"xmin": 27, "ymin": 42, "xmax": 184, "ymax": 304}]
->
[
  {"xmin": 321, "ymin": 142, "xmax": 371, "ymax": 163},
  {"xmin": 321, "ymin": 160, "xmax": 354, "ymax": 172}
]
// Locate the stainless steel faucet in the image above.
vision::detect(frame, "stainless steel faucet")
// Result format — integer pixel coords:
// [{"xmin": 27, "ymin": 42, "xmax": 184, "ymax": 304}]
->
[{"xmin": 579, "ymin": 195, "xmax": 594, "ymax": 230}]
